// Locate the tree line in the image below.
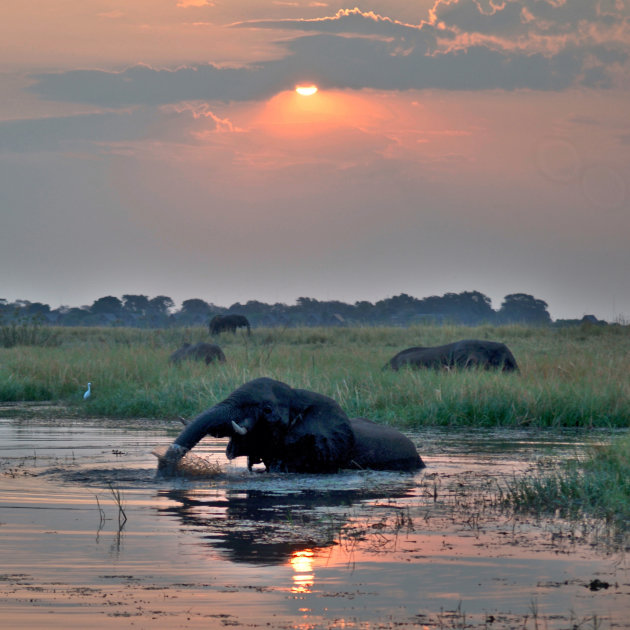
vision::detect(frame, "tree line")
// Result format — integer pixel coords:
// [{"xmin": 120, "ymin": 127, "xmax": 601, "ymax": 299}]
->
[{"xmin": 0, "ymin": 290, "xmax": 608, "ymax": 328}]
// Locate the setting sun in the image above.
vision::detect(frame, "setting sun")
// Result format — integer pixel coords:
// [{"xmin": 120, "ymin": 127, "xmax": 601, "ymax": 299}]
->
[{"xmin": 296, "ymin": 85, "xmax": 318, "ymax": 96}]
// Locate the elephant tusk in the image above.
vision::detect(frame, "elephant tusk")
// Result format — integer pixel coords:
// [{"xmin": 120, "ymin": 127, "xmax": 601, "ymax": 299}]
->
[{"xmin": 232, "ymin": 420, "xmax": 248, "ymax": 435}]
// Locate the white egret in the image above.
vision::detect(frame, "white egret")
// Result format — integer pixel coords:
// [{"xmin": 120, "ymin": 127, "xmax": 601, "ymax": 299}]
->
[{"xmin": 83, "ymin": 383, "xmax": 91, "ymax": 400}]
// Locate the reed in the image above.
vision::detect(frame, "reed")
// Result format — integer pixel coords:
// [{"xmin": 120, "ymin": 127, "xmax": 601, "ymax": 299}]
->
[
  {"xmin": 0, "ymin": 323, "xmax": 628, "ymax": 428},
  {"xmin": 502, "ymin": 432, "xmax": 630, "ymax": 529},
  {"xmin": 0, "ymin": 317, "xmax": 60, "ymax": 348}
]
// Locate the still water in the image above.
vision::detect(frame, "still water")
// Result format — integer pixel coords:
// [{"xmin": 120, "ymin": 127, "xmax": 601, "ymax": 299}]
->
[{"xmin": 0, "ymin": 416, "xmax": 628, "ymax": 629}]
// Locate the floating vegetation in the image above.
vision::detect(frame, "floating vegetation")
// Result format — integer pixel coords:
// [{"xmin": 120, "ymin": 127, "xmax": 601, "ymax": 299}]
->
[{"xmin": 151, "ymin": 445, "xmax": 223, "ymax": 478}]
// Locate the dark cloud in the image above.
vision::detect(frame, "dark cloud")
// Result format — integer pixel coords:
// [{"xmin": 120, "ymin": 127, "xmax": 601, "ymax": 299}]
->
[
  {"xmin": 432, "ymin": 0, "xmax": 628, "ymax": 37},
  {"xmin": 28, "ymin": 36, "xmax": 587, "ymax": 106},
  {"xmin": 0, "ymin": 106, "xmax": 219, "ymax": 153},
  {"xmin": 30, "ymin": 64, "xmax": 285, "ymax": 107},
  {"xmin": 231, "ymin": 7, "xmax": 439, "ymax": 44},
  {"xmin": 26, "ymin": 2, "xmax": 630, "ymax": 106}
]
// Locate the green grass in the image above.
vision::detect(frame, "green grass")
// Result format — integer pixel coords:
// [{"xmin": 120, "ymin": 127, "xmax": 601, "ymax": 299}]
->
[
  {"xmin": 0, "ymin": 317, "xmax": 61, "ymax": 348},
  {"xmin": 0, "ymin": 323, "xmax": 629, "ymax": 429},
  {"xmin": 502, "ymin": 432, "xmax": 630, "ymax": 529}
]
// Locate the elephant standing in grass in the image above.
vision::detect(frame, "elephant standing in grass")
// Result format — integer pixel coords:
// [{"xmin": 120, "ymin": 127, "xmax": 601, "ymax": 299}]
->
[
  {"xmin": 169, "ymin": 342, "xmax": 226, "ymax": 365},
  {"xmin": 209, "ymin": 314, "xmax": 251, "ymax": 336},
  {"xmin": 157, "ymin": 377, "xmax": 424, "ymax": 475},
  {"xmin": 387, "ymin": 339, "xmax": 518, "ymax": 372}
]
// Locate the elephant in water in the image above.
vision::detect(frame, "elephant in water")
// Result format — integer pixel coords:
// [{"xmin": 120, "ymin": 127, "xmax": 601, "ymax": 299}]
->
[
  {"xmin": 169, "ymin": 342, "xmax": 226, "ymax": 365},
  {"xmin": 386, "ymin": 339, "xmax": 518, "ymax": 372},
  {"xmin": 156, "ymin": 377, "xmax": 425, "ymax": 475},
  {"xmin": 209, "ymin": 314, "xmax": 251, "ymax": 336}
]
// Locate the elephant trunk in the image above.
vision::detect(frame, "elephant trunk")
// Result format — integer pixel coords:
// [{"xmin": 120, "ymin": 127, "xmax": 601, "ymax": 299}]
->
[{"xmin": 157, "ymin": 402, "xmax": 237, "ymax": 476}]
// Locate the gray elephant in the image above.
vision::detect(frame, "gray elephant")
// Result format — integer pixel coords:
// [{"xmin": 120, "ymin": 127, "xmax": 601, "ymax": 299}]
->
[
  {"xmin": 157, "ymin": 377, "xmax": 424, "ymax": 475},
  {"xmin": 386, "ymin": 339, "xmax": 518, "ymax": 372},
  {"xmin": 169, "ymin": 342, "xmax": 226, "ymax": 365},
  {"xmin": 209, "ymin": 314, "xmax": 251, "ymax": 336}
]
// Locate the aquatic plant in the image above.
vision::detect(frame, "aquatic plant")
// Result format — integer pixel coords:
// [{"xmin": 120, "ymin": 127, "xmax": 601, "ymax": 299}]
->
[{"xmin": 501, "ymin": 432, "xmax": 630, "ymax": 531}]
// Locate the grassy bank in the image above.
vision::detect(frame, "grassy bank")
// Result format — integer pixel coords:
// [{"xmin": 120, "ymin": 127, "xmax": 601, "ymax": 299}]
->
[
  {"xmin": 1, "ymin": 323, "xmax": 629, "ymax": 428},
  {"xmin": 502, "ymin": 432, "xmax": 630, "ymax": 530}
]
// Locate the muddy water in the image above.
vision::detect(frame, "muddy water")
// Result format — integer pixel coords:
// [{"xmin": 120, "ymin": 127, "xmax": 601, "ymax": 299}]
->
[{"xmin": 0, "ymin": 417, "xmax": 628, "ymax": 630}]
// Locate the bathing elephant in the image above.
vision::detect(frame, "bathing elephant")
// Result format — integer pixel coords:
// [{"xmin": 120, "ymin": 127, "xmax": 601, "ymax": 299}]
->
[
  {"xmin": 209, "ymin": 314, "xmax": 251, "ymax": 336},
  {"xmin": 156, "ymin": 377, "xmax": 424, "ymax": 475},
  {"xmin": 169, "ymin": 342, "xmax": 226, "ymax": 365},
  {"xmin": 387, "ymin": 339, "xmax": 518, "ymax": 372}
]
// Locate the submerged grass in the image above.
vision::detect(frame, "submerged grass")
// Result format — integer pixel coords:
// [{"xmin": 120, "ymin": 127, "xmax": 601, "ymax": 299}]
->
[
  {"xmin": 0, "ymin": 323, "xmax": 628, "ymax": 429},
  {"xmin": 502, "ymin": 432, "xmax": 630, "ymax": 530}
]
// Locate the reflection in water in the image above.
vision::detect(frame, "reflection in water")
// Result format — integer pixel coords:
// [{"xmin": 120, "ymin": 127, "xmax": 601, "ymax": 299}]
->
[
  {"xmin": 157, "ymin": 479, "xmax": 417, "ymax": 566},
  {"xmin": 290, "ymin": 549, "xmax": 315, "ymax": 593}
]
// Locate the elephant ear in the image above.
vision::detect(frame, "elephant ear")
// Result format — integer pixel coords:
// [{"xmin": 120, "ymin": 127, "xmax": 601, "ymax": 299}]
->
[{"xmin": 282, "ymin": 390, "xmax": 354, "ymax": 473}]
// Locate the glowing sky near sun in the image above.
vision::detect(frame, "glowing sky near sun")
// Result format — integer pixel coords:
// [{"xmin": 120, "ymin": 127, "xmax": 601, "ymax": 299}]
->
[{"xmin": 1, "ymin": 1, "xmax": 629, "ymax": 319}]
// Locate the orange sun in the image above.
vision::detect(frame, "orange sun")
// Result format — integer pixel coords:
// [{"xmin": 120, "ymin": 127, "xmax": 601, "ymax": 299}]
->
[{"xmin": 295, "ymin": 85, "xmax": 318, "ymax": 96}]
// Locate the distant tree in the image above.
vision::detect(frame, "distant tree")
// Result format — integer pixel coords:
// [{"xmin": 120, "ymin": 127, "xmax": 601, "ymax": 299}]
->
[
  {"xmin": 24, "ymin": 302, "xmax": 51, "ymax": 318},
  {"xmin": 353, "ymin": 300, "xmax": 374, "ymax": 322},
  {"xmin": 498, "ymin": 293, "xmax": 551, "ymax": 325},
  {"xmin": 296, "ymin": 297, "xmax": 319, "ymax": 310},
  {"xmin": 148, "ymin": 295, "xmax": 175, "ymax": 315},
  {"xmin": 90, "ymin": 296, "xmax": 123, "ymax": 315},
  {"xmin": 238, "ymin": 300, "xmax": 270, "ymax": 314},
  {"xmin": 141, "ymin": 295, "xmax": 175, "ymax": 327},
  {"xmin": 177, "ymin": 298, "xmax": 213, "ymax": 325},
  {"xmin": 436, "ymin": 291, "xmax": 495, "ymax": 324},
  {"xmin": 181, "ymin": 298, "xmax": 212, "ymax": 315},
  {"xmin": 230, "ymin": 300, "xmax": 274, "ymax": 326},
  {"xmin": 122, "ymin": 294, "xmax": 151, "ymax": 315},
  {"xmin": 59, "ymin": 306, "xmax": 91, "ymax": 326},
  {"xmin": 373, "ymin": 293, "xmax": 421, "ymax": 324}
]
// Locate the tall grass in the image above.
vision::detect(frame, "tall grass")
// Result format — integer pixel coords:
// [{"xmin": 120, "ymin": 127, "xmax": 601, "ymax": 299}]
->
[
  {"xmin": 0, "ymin": 323, "xmax": 629, "ymax": 428},
  {"xmin": 502, "ymin": 432, "xmax": 630, "ymax": 529},
  {"xmin": 0, "ymin": 317, "xmax": 60, "ymax": 348}
]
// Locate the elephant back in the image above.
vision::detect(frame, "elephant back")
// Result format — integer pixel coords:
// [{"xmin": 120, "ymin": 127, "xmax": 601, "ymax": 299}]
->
[{"xmin": 349, "ymin": 418, "xmax": 424, "ymax": 471}]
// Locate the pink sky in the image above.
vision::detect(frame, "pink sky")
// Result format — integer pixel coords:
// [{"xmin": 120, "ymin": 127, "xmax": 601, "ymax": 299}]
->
[{"xmin": 1, "ymin": 1, "xmax": 629, "ymax": 319}]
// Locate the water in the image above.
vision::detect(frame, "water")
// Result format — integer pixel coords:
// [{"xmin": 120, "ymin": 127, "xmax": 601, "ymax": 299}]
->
[{"xmin": 0, "ymin": 417, "xmax": 628, "ymax": 629}]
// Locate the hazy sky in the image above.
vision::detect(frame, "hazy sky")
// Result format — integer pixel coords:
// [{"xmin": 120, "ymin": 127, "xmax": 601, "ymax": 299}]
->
[{"xmin": 1, "ymin": 1, "xmax": 629, "ymax": 320}]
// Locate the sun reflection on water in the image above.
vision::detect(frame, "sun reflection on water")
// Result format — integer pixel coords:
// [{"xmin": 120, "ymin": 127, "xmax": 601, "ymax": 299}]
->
[{"xmin": 290, "ymin": 549, "xmax": 315, "ymax": 593}]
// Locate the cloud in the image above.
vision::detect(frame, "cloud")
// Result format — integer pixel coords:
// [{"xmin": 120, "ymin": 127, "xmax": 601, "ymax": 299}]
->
[
  {"xmin": 25, "ymin": 2, "xmax": 630, "ymax": 106},
  {"xmin": 431, "ymin": 0, "xmax": 627, "ymax": 36},
  {"xmin": 30, "ymin": 63, "xmax": 289, "ymax": 106},
  {"xmin": 0, "ymin": 105, "xmax": 224, "ymax": 153},
  {"xmin": 231, "ymin": 7, "xmax": 434, "ymax": 41}
]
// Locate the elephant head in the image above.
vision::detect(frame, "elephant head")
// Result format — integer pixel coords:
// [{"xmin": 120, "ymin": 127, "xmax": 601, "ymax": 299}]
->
[{"xmin": 157, "ymin": 377, "xmax": 355, "ymax": 475}]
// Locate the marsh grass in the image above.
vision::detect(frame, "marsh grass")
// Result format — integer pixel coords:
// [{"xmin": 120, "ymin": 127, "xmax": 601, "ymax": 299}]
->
[
  {"xmin": 0, "ymin": 323, "xmax": 629, "ymax": 428},
  {"xmin": 0, "ymin": 317, "xmax": 60, "ymax": 348},
  {"xmin": 502, "ymin": 433, "xmax": 630, "ymax": 529}
]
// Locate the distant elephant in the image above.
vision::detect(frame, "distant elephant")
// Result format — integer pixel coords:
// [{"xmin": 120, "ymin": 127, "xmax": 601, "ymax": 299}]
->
[
  {"xmin": 156, "ymin": 377, "xmax": 424, "ymax": 475},
  {"xmin": 386, "ymin": 339, "xmax": 518, "ymax": 372},
  {"xmin": 209, "ymin": 314, "xmax": 251, "ymax": 336},
  {"xmin": 169, "ymin": 342, "xmax": 226, "ymax": 365}
]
